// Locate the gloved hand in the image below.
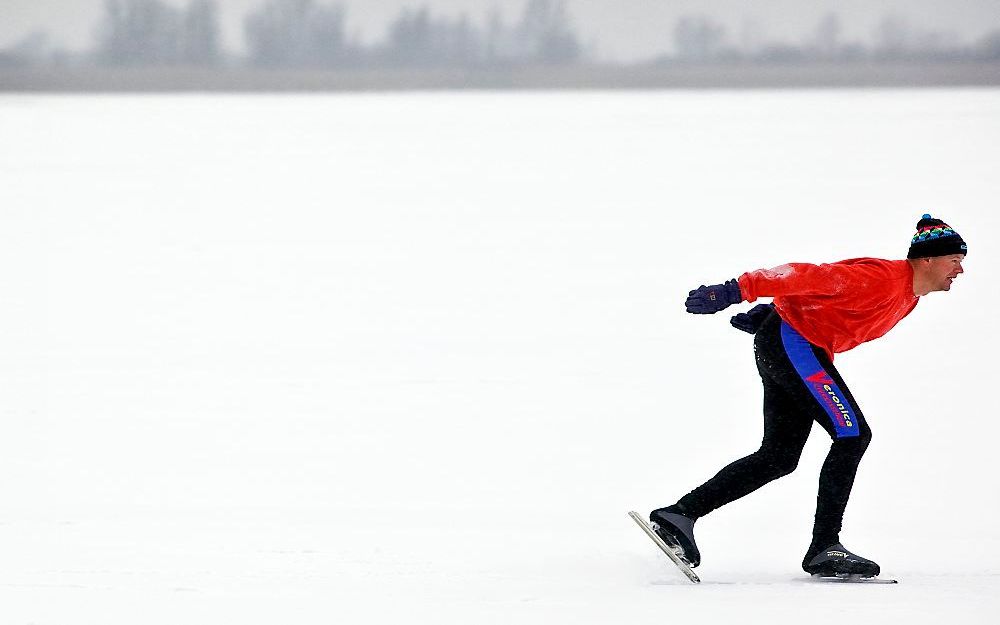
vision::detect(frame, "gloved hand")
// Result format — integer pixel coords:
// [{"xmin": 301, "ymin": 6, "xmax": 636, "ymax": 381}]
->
[
  {"xmin": 730, "ymin": 303, "xmax": 775, "ymax": 334},
  {"xmin": 685, "ymin": 279, "xmax": 742, "ymax": 314}
]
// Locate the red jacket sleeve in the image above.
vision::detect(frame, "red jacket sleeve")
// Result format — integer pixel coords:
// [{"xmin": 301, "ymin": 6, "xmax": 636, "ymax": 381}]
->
[{"xmin": 738, "ymin": 262, "xmax": 885, "ymax": 303}]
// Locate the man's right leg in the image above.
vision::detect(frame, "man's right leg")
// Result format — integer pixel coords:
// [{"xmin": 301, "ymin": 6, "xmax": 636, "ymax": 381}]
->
[
  {"xmin": 651, "ymin": 379, "xmax": 811, "ymax": 567},
  {"xmin": 650, "ymin": 311, "xmax": 811, "ymax": 566},
  {"xmin": 671, "ymin": 381, "xmax": 812, "ymax": 519}
]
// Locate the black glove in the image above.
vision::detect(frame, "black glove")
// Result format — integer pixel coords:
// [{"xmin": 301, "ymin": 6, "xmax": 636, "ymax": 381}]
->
[
  {"xmin": 685, "ymin": 279, "xmax": 742, "ymax": 314},
  {"xmin": 730, "ymin": 303, "xmax": 775, "ymax": 334}
]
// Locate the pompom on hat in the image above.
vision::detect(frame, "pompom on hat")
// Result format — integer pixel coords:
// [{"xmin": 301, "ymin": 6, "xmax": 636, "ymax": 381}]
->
[{"xmin": 907, "ymin": 214, "xmax": 967, "ymax": 259}]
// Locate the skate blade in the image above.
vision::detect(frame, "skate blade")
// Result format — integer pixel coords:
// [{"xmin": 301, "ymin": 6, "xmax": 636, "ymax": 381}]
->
[
  {"xmin": 649, "ymin": 522, "xmax": 693, "ymax": 565},
  {"xmin": 810, "ymin": 574, "xmax": 898, "ymax": 584}
]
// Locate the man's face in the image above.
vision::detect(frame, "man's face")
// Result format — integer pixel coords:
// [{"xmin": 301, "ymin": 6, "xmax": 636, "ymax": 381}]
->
[{"xmin": 926, "ymin": 254, "xmax": 965, "ymax": 292}]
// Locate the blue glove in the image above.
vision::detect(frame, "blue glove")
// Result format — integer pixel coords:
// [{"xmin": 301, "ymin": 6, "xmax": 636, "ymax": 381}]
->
[
  {"xmin": 730, "ymin": 303, "xmax": 775, "ymax": 334},
  {"xmin": 685, "ymin": 279, "xmax": 742, "ymax": 314}
]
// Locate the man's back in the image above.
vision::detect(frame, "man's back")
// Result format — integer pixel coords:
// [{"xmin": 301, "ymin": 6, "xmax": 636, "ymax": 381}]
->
[{"xmin": 739, "ymin": 258, "xmax": 918, "ymax": 358}]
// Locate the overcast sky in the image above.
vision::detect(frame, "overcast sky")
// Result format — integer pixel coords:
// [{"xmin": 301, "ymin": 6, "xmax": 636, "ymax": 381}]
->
[{"xmin": 4, "ymin": 0, "xmax": 1000, "ymax": 60}]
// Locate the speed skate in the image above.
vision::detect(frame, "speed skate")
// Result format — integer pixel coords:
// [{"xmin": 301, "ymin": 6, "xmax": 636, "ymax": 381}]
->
[{"xmin": 628, "ymin": 511, "xmax": 700, "ymax": 583}]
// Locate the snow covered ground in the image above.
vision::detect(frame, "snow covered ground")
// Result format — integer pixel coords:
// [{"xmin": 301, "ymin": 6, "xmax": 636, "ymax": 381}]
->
[{"xmin": 1, "ymin": 90, "xmax": 998, "ymax": 623}]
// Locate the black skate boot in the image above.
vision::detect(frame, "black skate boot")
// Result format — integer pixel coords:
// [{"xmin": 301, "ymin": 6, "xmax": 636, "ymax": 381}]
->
[
  {"xmin": 649, "ymin": 505, "xmax": 700, "ymax": 568},
  {"xmin": 803, "ymin": 543, "xmax": 880, "ymax": 578}
]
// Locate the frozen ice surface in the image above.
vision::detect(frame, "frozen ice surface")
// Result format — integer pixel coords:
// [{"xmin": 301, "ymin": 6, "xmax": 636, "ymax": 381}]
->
[{"xmin": 0, "ymin": 90, "xmax": 998, "ymax": 623}]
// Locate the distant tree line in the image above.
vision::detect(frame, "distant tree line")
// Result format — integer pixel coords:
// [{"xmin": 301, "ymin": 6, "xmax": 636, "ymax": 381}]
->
[
  {"xmin": 3, "ymin": 1, "xmax": 1000, "ymax": 69},
  {"xmin": 667, "ymin": 12, "xmax": 1000, "ymax": 64},
  {"xmin": 241, "ymin": 0, "xmax": 580, "ymax": 68},
  {"xmin": 0, "ymin": 0, "xmax": 581, "ymax": 68}
]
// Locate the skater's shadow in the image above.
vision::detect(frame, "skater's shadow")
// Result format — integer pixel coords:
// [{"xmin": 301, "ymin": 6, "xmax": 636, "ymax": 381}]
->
[{"xmin": 650, "ymin": 580, "xmax": 737, "ymax": 586}]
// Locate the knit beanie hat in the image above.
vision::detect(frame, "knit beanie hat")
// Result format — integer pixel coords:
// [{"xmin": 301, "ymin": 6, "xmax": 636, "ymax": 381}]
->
[{"xmin": 907, "ymin": 214, "xmax": 967, "ymax": 259}]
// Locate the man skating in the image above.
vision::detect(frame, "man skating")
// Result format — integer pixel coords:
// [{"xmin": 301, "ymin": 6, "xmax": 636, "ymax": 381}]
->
[{"xmin": 651, "ymin": 214, "xmax": 967, "ymax": 578}]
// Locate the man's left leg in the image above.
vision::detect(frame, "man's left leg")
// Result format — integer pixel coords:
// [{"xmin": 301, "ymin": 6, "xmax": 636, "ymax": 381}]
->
[
  {"xmin": 776, "ymin": 322, "xmax": 880, "ymax": 576},
  {"xmin": 808, "ymin": 415, "xmax": 872, "ymax": 556},
  {"xmin": 794, "ymin": 350, "xmax": 879, "ymax": 576}
]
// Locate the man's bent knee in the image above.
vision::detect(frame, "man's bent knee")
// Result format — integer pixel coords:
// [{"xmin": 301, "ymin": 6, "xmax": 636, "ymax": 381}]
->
[
  {"xmin": 759, "ymin": 447, "xmax": 800, "ymax": 477},
  {"xmin": 831, "ymin": 427, "xmax": 871, "ymax": 458}
]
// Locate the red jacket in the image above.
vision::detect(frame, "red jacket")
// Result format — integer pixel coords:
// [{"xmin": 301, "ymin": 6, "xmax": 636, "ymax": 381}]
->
[{"xmin": 738, "ymin": 258, "xmax": 918, "ymax": 359}]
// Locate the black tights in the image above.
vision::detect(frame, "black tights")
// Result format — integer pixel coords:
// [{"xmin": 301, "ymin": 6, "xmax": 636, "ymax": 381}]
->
[{"xmin": 676, "ymin": 311, "xmax": 872, "ymax": 549}]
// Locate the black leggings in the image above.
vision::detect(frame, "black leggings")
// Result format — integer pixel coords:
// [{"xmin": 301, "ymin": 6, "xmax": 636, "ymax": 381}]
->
[{"xmin": 677, "ymin": 310, "xmax": 872, "ymax": 548}]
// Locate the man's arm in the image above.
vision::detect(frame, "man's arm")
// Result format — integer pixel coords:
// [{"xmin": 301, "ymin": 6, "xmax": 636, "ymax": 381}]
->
[
  {"xmin": 686, "ymin": 261, "xmax": 881, "ymax": 314},
  {"xmin": 737, "ymin": 262, "xmax": 873, "ymax": 303}
]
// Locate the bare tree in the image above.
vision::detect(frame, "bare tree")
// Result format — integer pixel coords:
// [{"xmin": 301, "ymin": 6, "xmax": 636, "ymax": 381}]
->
[
  {"xmin": 812, "ymin": 13, "xmax": 841, "ymax": 60},
  {"xmin": 874, "ymin": 14, "xmax": 911, "ymax": 59},
  {"xmin": 245, "ymin": 0, "xmax": 351, "ymax": 67},
  {"xmin": 673, "ymin": 15, "xmax": 726, "ymax": 62},
  {"xmin": 0, "ymin": 31, "xmax": 52, "ymax": 67},
  {"xmin": 384, "ymin": 6, "xmax": 482, "ymax": 67},
  {"xmin": 180, "ymin": 0, "xmax": 220, "ymax": 65},
  {"xmin": 978, "ymin": 30, "xmax": 1000, "ymax": 60},
  {"xmin": 97, "ymin": 0, "xmax": 183, "ymax": 65},
  {"xmin": 515, "ymin": 0, "xmax": 580, "ymax": 64}
]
